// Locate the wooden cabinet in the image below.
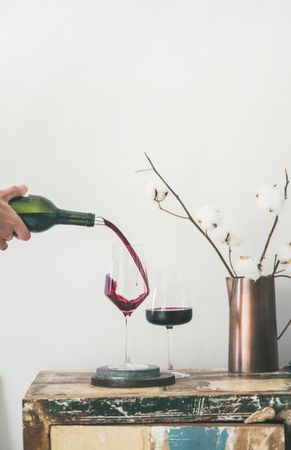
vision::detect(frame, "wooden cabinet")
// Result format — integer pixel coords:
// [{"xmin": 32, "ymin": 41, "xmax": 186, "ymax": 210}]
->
[{"xmin": 23, "ymin": 370, "xmax": 291, "ymax": 449}]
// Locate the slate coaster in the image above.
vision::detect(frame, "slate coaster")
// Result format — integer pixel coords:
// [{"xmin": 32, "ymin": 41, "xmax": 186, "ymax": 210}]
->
[{"xmin": 91, "ymin": 365, "xmax": 175, "ymax": 388}]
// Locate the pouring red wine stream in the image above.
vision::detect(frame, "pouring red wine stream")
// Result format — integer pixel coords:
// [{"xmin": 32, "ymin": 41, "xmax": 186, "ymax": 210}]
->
[{"xmin": 104, "ymin": 219, "xmax": 150, "ymax": 316}]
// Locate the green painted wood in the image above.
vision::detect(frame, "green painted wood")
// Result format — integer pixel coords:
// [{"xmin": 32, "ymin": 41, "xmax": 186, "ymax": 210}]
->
[
  {"xmin": 38, "ymin": 393, "xmax": 291, "ymax": 425},
  {"xmin": 23, "ymin": 370, "xmax": 291, "ymax": 450}
]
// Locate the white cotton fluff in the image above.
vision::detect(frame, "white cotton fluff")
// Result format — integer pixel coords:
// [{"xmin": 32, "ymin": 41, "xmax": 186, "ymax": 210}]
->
[
  {"xmin": 234, "ymin": 257, "xmax": 261, "ymax": 280},
  {"xmin": 277, "ymin": 243, "xmax": 291, "ymax": 264},
  {"xmin": 211, "ymin": 224, "xmax": 243, "ymax": 247},
  {"xmin": 256, "ymin": 185, "xmax": 285, "ymax": 214},
  {"xmin": 195, "ymin": 205, "xmax": 222, "ymax": 231},
  {"xmin": 146, "ymin": 180, "xmax": 169, "ymax": 202}
]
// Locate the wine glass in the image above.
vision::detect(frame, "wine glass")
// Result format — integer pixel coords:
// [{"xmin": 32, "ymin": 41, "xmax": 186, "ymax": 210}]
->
[
  {"xmin": 145, "ymin": 270, "xmax": 193, "ymax": 378},
  {"xmin": 105, "ymin": 244, "xmax": 150, "ymax": 370}
]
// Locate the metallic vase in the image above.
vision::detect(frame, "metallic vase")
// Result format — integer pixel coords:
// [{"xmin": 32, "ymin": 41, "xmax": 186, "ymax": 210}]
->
[{"xmin": 227, "ymin": 276, "xmax": 279, "ymax": 373}]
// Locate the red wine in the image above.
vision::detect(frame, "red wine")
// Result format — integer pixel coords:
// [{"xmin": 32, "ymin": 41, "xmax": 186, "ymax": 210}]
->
[
  {"xmin": 104, "ymin": 219, "xmax": 149, "ymax": 317},
  {"xmin": 146, "ymin": 307, "xmax": 193, "ymax": 327}
]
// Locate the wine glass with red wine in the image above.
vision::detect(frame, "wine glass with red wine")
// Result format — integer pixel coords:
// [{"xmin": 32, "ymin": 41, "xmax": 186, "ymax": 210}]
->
[
  {"xmin": 146, "ymin": 270, "xmax": 192, "ymax": 378},
  {"xmin": 105, "ymin": 244, "xmax": 150, "ymax": 370}
]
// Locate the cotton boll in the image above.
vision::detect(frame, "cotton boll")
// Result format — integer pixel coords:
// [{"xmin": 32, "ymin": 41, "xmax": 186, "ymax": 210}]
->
[
  {"xmin": 211, "ymin": 224, "xmax": 243, "ymax": 247},
  {"xmin": 146, "ymin": 180, "xmax": 169, "ymax": 202},
  {"xmin": 277, "ymin": 243, "xmax": 291, "ymax": 264},
  {"xmin": 195, "ymin": 205, "xmax": 222, "ymax": 231},
  {"xmin": 211, "ymin": 225, "xmax": 230, "ymax": 244},
  {"xmin": 234, "ymin": 257, "xmax": 261, "ymax": 280},
  {"xmin": 256, "ymin": 185, "xmax": 285, "ymax": 214}
]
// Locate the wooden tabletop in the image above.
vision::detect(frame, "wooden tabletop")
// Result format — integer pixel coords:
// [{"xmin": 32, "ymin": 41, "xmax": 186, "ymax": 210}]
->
[{"xmin": 24, "ymin": 369, "xmax": 291, "ymax": 401}]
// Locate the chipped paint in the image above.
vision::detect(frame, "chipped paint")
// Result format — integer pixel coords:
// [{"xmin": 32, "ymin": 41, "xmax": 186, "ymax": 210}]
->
[
  {"xmin": 39, "ymin": 393, "xmax": 291, "ymax": 424},
  {"xmin": 23, "ymin": 371, "xmax": 291, "ymax": 450},
  {"xmin": 249, "ymin": 395, "xmax": 263, "ymax": 409},
  {"xmin": 103, "ymin": 400, "xmax": 128, "ymax": 416},
  {"xmin": 196, "ymin": 396, "xmax": 206, "ymax": 416},
  {"xmin": 150, "ymin": 427, "xmax": 167, "ymax": 450}
]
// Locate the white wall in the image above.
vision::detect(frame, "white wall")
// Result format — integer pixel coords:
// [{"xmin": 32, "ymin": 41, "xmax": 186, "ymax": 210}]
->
[{"xmin": 1, "ymin": 0, "xmax": 291, "ymax": 448}]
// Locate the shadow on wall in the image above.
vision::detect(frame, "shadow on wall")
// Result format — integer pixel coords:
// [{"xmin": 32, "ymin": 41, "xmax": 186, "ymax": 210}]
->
[{"xmin": 0, "ymin": 376, "xmax": 12, "ymax": 450}]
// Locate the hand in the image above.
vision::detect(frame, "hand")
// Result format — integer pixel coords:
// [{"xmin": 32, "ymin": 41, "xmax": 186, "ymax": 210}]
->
[{"xmin": 0, "ymin": 185, "xmax": 31, "ymax": 250}]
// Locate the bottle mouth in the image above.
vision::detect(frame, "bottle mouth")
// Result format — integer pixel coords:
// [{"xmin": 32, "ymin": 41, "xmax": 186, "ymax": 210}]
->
[{"xmin": 95, "ymin": 216, "xmax": 105, "ymax": 226}]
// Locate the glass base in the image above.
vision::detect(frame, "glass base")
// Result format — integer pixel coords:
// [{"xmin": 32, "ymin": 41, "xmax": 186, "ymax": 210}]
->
[
  {"xmin": 96, "ymin": 364, "xmax": 160, "ymax": 380},
  {"xmin": 167, "ymin": 370, "xmax": 190, "ymax": 379},
  {"xmin": 91, "ymin": 370, "xmax": 175, "ymax": 387},
  {"xmin": 108, "ymin": 362, "xmax": 151, "ymax": 371}
]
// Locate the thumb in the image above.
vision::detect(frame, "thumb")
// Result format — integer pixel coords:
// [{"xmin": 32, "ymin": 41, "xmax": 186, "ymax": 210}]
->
[{"xmin": 2, "ymin": 185, "xmax": 28, "ymax": 203}]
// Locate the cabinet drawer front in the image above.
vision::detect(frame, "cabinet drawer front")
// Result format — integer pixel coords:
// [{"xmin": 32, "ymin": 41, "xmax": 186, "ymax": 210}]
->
[{"xmin": 51, "ymin": 424, "xmax": 285, "ymax": 450}]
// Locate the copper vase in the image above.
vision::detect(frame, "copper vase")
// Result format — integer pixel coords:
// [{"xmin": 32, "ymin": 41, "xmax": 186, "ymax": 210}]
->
[{"xmin": 227, "ymin": 276, "xmax": 279, "ymax": 373}]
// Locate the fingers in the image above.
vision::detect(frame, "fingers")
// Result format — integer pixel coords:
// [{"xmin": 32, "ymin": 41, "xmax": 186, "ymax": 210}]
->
[
  {"xmin": 13, "ymin": 220, "xmax": 31, "ymax": 241},
  {"xmin": 1, "ymin": 185, "xmax": 28, "ymax": 203},
  {"xmin": 0, "ymin": 185, "xmax": 31, "ymax": 248},
  {"xmin": 0, "ymin": 239, "xmax": 8, "ymax": 251},
  {"xmin": 0, "ymin": 228, "xmax": 13, "ymax": 241},
  {"xmin": 4, "ymin": 233, "xmax": 13, "ymax": 241}
]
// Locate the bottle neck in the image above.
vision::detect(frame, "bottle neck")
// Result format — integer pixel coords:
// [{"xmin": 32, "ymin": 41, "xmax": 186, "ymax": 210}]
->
[{"xmin": 57, "ymin": 209, "xmax": 95, "ymax": 227}]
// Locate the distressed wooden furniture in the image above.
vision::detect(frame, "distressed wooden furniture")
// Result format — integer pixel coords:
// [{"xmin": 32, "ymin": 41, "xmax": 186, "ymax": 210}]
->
[{"xmin": 23, "ymin": 369, "xmax": 291, "ymax": 449}]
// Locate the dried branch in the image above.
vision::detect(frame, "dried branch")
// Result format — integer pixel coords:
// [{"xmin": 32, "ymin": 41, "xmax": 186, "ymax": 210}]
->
[
  {"xmin": 228, "ymin": 247, "xmax": 237, "ymax": 277},
  {"xmin": 285, "ymin": 169, "xmax": 289, "ymax": 200},
  {"xmin": 274, "ymin": 274, "xmax": 291, "ymax": 279},
  {"xmin": 144, "ymin": 153, "xmax": 235, "ymax": 277},
  {"xmin": 274, "ymin": 269, "xmax": 285, "ymax": 275},
  {"xmin": 135, "ymin": 168, "xmax": 153, "ymax": 173},
  {"xmin": 259, "ymin": 215, "xmax": 278, "ymax": 270},
  {"xmin": 157, "ymin": 202, "xmax": 188, "ymax": 219},
  {"xmin": 277, "ymin": 319, "xmax": 291, "ymax": 340},
  {"xmin": 259, "ymin": 170, "xmax": 289, "ymax": 271},
  {"xmin": 272, "ymin": 254, "xmax": 279, "ymax": 275}
]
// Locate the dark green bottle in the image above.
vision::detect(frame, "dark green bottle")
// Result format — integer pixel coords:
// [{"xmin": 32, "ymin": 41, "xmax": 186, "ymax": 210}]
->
[{"xmin": 9, "ymin": 195, "xmax": 104, "ymax": 232}]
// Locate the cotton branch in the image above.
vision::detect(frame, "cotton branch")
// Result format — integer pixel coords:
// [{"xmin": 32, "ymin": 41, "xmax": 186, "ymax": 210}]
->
[
  {"xmin": 272, "ymin": 254, "xmax": 279, "ymax": 275},
  {"xmin": 258, "ymin": 215, "xmax": 278, "ymax": 271},
  {"xmin": 228, "ymin": 247, "xmax": 237, "ymax": 277},
  {"xmin": 277, "ymin": 319, "xmax": 291, "ymax": 340},
  {"xmin": 274, "ymin": 274, "xmax": 291, "ymax": 279},
  {"xmin": 259, "ymin": 170, "xmax": 289, "ymax": 271},
  {"xmin": 157, "ymin": 202, "xmax": 188, "ymax": 219},
  {"xmin": 144, "ymin": 153, "xmax": 235, "ymax": 277},
  {"xmin": 284, "ymin": 169, "xmax": 289, "ymax": 200}
]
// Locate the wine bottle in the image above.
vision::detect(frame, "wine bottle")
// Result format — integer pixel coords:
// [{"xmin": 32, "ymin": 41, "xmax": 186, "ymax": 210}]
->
[{"xmin": 9, "ymin": 195, "xmax": 104, "ymax": 232}]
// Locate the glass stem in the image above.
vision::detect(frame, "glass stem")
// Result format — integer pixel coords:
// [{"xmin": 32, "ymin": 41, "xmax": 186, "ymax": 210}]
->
[
  {"xmin": 166, "ymin": 326, "xmax": 174, "ymax": 371},
  {"xmin": 125, "ymin": 316, "xmax": 132, "ymax": 364}
]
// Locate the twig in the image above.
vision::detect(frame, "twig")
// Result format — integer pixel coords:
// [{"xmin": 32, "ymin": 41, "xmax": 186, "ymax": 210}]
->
[
  {"xmin": 259, "ymin": 170, "xmax": 289, "ymax": 271},
  {"xmin": 272, "ymin": 254, "xmax": 279, "ymax": 275},
  {"xmin": 285, "ymin": 169, "xmax": 289, "ymax": 200},
  {"xmin": 274, "ymin": 269, "xmax": 285, "ymax": 275},
  {"xmin": 144, "ymin": 153, "xmax": 235, "ymax": 277},
  {"xmin": 275, "ymin": 269, "xmax": 285, "ymax": 275},
  {"xmin": 135, "ymin": 168, "xmax": 153, "ymax": 173},
  {"xmin": 277, "ymin": 319, "xmax": 291, "ymax": 340},
  {"xmin": 228, "ymin": 246, "xmax": 237, "ymax": 277},
  {"xmin": 157, "ymin": 202, "xmax": 188, "ymax": 219},
  {"xmin": 258, "ymin": 215, "xmax": 278, "ymax": 270},
  {"xmin": 274, "ymin": 275, "xmax": 291, "ymax": 279}
]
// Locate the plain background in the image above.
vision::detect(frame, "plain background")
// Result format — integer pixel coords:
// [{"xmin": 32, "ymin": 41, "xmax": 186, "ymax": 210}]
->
[{"xmin": 1, "ymin": 0, "xmax": 291, "ymax": 448}]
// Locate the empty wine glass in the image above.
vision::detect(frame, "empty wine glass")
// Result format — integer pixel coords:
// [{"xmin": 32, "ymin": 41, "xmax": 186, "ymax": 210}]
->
[
  {"xmin": 146, "ymin": 270, "xmax": 193, "ymax": 378},
  {"xmin": 105, "ymin": 244, "xmax": 150, "ymax": 370}
]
